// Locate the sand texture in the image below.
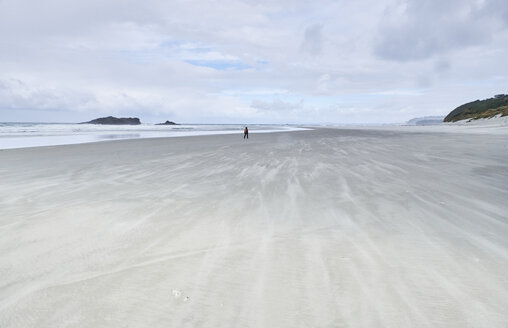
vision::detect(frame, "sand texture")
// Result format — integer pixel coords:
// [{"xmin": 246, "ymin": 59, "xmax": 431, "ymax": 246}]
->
[{"xmin": 1, "ymin": 128, "xmax": 508, "ymax": 327}]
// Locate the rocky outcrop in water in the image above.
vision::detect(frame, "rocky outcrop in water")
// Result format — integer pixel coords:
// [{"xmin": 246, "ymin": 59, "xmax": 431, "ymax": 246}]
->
[
  {"xmin": 81, "ymin": 116, "xmax": 141, "ymax": 125},
  {"xmin": 156, "ymin": 120, "xmax": 178, "ymax": 125}
]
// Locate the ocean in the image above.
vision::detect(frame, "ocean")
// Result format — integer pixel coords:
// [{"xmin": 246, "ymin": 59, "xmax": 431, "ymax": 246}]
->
[{"xmin": 0, "ymin": 123, "xmax": 306, "ymax": 150}]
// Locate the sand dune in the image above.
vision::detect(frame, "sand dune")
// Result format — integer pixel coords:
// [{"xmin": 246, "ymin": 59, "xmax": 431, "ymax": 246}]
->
[{"xmin": 1, "ymin": 128, "xmax": 507, "ymax": 327}]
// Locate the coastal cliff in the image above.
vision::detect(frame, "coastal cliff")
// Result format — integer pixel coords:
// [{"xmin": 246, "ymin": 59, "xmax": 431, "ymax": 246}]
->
[{"xmin": 444, "ymin": 94, "xmax": 508, "ymax": 122}]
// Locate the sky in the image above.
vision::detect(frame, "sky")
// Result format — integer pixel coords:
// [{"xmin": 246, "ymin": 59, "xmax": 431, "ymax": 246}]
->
[{"xmin": 1, "ymin": 0, "xmax": 508, "ymax": 124}]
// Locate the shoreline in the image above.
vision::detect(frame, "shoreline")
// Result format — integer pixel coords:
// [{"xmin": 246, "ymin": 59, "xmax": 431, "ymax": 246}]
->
[
  {"xmin": 0, "ymin": 124, "xmax": 309, "ymax": 150},
  {"xmin": 2, "ymin": 122, "xmax": 508, "ymax": 151}
]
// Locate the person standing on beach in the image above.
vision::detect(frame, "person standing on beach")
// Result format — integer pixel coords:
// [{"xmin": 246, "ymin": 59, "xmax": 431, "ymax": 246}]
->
[{"xmin": 244, "ymin": 126, "xmax": 249, "ymax": 139}]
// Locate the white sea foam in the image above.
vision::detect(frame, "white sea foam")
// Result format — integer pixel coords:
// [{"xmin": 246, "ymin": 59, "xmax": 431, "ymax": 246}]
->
[{"xmin": 0, "ymin": 123, "xmax": 307, "ymax": 149}]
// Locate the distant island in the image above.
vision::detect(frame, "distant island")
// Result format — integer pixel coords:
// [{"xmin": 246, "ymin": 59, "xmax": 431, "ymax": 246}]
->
[
  {"xmin": 406, "ymin": 116, "xmax": 444, "ymax": 126},
  {"xmin": 81, "ymin": 116, "xmax": 141, "ymax": 125},
  {"xmin": 156, "ymin": 120, "xmax": 178, "ymax": 125},
  {"xmin": 444, "ymin": 94, "xmax": 508, "ymax": 122}
]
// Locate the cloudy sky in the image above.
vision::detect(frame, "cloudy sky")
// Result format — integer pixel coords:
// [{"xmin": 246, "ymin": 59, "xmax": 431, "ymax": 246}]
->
[{"xmin": 1, "ymin": 0, "xmax": 507, "ymax": 124}]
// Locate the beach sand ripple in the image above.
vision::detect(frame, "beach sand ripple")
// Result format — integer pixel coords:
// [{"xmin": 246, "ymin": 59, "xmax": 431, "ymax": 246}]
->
[{"xmin": 1, "ymin": 128, "xmax": 507, "ymax": 327}]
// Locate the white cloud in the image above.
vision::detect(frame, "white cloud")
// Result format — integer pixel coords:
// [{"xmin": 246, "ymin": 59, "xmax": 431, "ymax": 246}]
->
[
  {"xmin": 0, "ymin": 0, "xmax": 507, "ymax": 123},
  {"xmin": 251, "ymin": 98, "xmax": 304, "ymax": 112}
]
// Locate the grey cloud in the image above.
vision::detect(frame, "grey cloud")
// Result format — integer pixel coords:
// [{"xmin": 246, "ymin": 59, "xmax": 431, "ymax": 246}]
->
[
  {"xmin": 374, "ymin": 0, "xmax": 504, "ymax": 61},
  {"xmin": 434, "ymin": 58, "xmax": 451, "ymax": 73},
  {"xmin": 482, "ymin": 0, "xmax": 508, "ymax": 24},
  {"xmin": 301, "ymin": 24, "xmax": 323, "ymax": 55},
  {"xmin": 415, "ymin": 75, "xmax": 433, "ymax": 88}
]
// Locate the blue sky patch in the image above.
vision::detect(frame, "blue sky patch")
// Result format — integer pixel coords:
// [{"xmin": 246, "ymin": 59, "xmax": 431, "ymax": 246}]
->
[{"xmin": 185, "ymin": 59, "xmax": 252, "ymax": 70}]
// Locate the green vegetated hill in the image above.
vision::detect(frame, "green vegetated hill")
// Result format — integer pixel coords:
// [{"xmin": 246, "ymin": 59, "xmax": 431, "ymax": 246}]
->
[{"xmin": 444, "ymin": 94, "xmax": 508, "ymax": 122}]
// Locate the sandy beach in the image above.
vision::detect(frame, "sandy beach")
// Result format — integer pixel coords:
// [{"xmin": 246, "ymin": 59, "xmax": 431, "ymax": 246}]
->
[{"xmin": 1, "ymin": 127, "xmax": 508, "ymax": 327}]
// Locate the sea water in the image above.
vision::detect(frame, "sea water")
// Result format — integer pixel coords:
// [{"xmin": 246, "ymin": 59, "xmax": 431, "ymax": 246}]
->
[{"xmin": 0, "ymin": 123, "xmax": 306, "ymax": 150}]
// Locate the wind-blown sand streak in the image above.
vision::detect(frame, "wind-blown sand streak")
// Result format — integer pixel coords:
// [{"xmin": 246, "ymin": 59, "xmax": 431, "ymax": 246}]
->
[{"xmin": 1, "ymin": 128, "xmax": 507, "ymax": 327}]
